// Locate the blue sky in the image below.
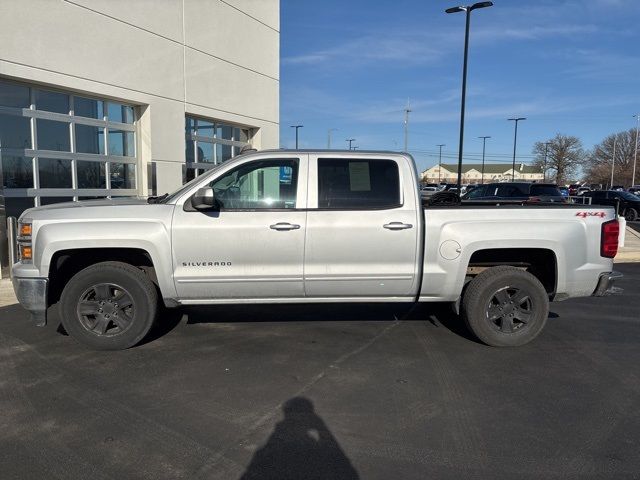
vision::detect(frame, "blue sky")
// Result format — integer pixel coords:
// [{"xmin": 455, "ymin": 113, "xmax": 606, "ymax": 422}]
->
[{"xmin": 279, "ymin": 0, "xmax": 640, "ymax": 172}]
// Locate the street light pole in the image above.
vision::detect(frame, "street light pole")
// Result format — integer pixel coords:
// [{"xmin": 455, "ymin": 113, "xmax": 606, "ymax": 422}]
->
[
  {"xmin": 290, "ymin": 125, "xmax": 303, "ymax": 149},
  {"xmin": 508, "ymin": 117, "xmax": 526, "ymax": 179},
  {"xmin": 611, "ymin": 135, "xmax": 617, "ymax": 188},
  {"xmin": 542, "ymin": 142, "xmax": 551, "ymax": 182},
  {"xmin": 346, "ymin": 138, "xmax": 355, "ymax": 150},
  {"xmin": 327, "ymin": 128, "xmax": 338, "ymax": 149},
  {"xmin": 633, "ymin": 114, "xmax": 639, "ymax": 186},
  {"xmin": 446, "ymin": 1, "xmax": 493, "ymax": 190},
  {"xmin": 478, "ymin": 136, "xmax": 490, "ymax": 184},
  {"xmin": 437, "ymin": 144, "xmax": 446, "ymax": 183},
  {"xmin": 404, "ymin": 102, "xmax": 411, "ymax": 152}
]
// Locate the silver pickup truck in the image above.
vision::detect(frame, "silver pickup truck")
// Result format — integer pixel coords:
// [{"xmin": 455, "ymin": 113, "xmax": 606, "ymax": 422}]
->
[{"xmin": 11, "ymin": 150, "xmax": 622, "ymax": 350}]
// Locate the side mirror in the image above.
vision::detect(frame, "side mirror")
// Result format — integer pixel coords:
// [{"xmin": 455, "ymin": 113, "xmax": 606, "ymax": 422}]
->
[{"xmin": 192, "ymin": 187, "xmax": 217, "ymax": 210}]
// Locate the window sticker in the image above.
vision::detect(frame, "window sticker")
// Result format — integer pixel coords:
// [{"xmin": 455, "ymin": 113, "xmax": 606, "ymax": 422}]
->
[{"xmin": 349, "ymin": 162, "xmax": 371, "ymax": 191}]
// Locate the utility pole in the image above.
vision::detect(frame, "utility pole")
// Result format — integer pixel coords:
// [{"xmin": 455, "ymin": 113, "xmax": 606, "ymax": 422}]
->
[
  {"xmin": 633, "ymin": 114, "xmax": 639, "ymax": 186},
  {"xmin": 478, "ymin": 136, "xmax": 490, "ymax": 184},
  {"xmin": 290, "ymin": 125, "xmax": 303, "ymax": 149},
  {"xmin": 404, "ymin": 100, "xmax": 411, "ymax": 152},
  {"xmin": 542, "ymin": 142, "xmax": 551, "ymax": 182},
  {"xmin": 327, "ymin": 128, "xmax": 338, "ymax": 149},
  {"xmin": 346, "ymin": 138, "xmax": 355, "ymax": 150},
  {"xmin": 508, "ymin": 117, "xmax": 526, "ymax": 179},
  {"xmin": 611, "ymin": 135, "xmax": 617, "ymax": 188},
  {"xmin": 437, "ymin": 144, "xmax": 446, "ymax": 183}
]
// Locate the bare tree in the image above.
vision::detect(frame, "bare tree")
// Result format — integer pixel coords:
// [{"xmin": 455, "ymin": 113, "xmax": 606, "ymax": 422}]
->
[
  {"xmin": 532, "ymin": 134, "xmax": 586, "ymax": 185},
  {"xmin": 584, "ymin": 129, "xmax": 637, "ymax": 187}
]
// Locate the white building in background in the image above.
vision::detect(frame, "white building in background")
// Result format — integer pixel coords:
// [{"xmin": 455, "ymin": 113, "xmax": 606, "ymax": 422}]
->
[
  {"xmin": 421, "ymin": 163, "xmax": 544, "ymax": 183},
  {"xmin": 0, "ymin": 0, "xmax": 280, "ymax": 219}
]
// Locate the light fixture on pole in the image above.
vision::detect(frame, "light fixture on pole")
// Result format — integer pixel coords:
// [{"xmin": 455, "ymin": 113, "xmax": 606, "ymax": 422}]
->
[
  {"xmin": 437, "ymin": 144, "xmax": 446, "ymax": 183},
  {"xmin": 346, "ymin": 138, "xmax": 355, "ymax": 150},
  {"xmin": 508, "ymin": 117, "xmax": 526, "ymax": 179},
  {"xmin": 446, "ymin": 1, "xmax": 494, "ymax": 190},
  {"xmin": 290, "ymin": 125, "xmax": 303, "ymax": 149},
  {"xmin": 478, "ymin": 136, "xmax": 490, "ymax": 184},
  {"xmin": 327, "ymin": 128, "xmax": 338, "ymax": 149}
]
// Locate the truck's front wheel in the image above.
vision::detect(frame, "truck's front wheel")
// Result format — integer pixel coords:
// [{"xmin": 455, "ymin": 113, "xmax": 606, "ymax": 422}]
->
[
  {"xmin": 59, "ymin": 261, "xmax": 158, "ymax": 350},
  {"xmin": 461, "ymin": 266, "xmax": 549, "ymax": 347}
]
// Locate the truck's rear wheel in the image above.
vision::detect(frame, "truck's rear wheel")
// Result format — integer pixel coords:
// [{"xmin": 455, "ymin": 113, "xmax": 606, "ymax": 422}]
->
[
  {"xmin": 461, "ymin": 266, "xmax": 549, "ymax": 347},
  {"xmin": 59, "ymin": 261, "xmax": 158, "ymax": 350}
]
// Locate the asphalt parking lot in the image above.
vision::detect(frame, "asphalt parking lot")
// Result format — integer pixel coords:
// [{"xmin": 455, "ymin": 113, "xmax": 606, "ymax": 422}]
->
[{"xmin": 1, "ymin": 263, "xmax": 639, "ymax": 480}]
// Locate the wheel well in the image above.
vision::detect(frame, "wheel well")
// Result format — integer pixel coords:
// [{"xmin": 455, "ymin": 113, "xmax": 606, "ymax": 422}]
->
[
  {"xmin": 47, "ymin": 248, "xmax": 156, "ymax": 306},
  {"xmin": 467, "ymin": 248, "xmax": 557, "ymax": 295}
]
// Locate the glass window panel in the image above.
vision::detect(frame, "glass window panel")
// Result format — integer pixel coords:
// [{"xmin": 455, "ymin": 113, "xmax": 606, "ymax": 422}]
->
[
  {"xmin": 185, "ymin": 117, "xmax": 195, "ymax": 135},
  {"xmin": 196, "ymin": 119, "xmax": 215, "ymax": 137},
  {"xmin": 2, "ymin": 156, "xmax": 33, "ymax": 188},
  {"xmin": 5, "ymin": 197, "xmax": 35, "ymax": 218},
  {"xmin": 75, "ymin": 124, "xmax": 105, "ymax": 154},
  {"xmin": 209, "ymin": 159, "xmax": 299, "ymax": 209},
  {"xmin": 77, "ymin": 161, "xmax": 106, "ymax": 188},
  {"xmin": 216, "ymin": 143, "xmax": 233, "ymax": 163},
  {"xmin": 35, "ymin": 89, "xmax": 69, "ymax": 114},
  {"xmin": 198, "ymin": 142, "xmax": 214, "ymax": 163},
  {"xmin": 220, "ymin": 125, "xmax": 233, "ymax": 140},
  {"xmin": 40, "ymin": 196, "xmax": 73, "ymax": 205},
  {"xmin": 107, "ymin": 102, "xmax": 134, "ymax": 123},
  {"xmin": 110, "ymin": 163, "xmax": 135, "ymax": 189},
  {"xmin": 238, "ymin": 129, "xmax": 249, "ymax": 143},
  {"xmin": 108, "ymin": 129, "xmax": 135, "ymax": 157},
  {"xmin": 0, "ymin": 114, "xmax": 31, "ymax": 148},
  {"xmin": 317, "ymin": 159, "xmax": 401, "ymax": 209},
  {"xmin": 0, "ymin": 81, "xmax": 30, "ymax": 108},
  {"xmin": 38, "ymin": 158, "xmax": 72, "ymax": 188},
  {"xmin": 36, "ymin": 119, "xmax": 70, "ymax": 151},
  {"xmin": 74, "ymin": 96, "xmax": 104, "ymax": 119}
]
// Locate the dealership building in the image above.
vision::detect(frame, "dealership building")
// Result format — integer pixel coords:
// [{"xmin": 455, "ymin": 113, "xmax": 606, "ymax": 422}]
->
[{"xmin": 0, "ymin": 0, "xmax": 280, "ymax": 221}]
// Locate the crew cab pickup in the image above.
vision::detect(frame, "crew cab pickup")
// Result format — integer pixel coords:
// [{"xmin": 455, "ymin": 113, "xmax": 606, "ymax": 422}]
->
[{"xmin": 11, "ymin": 150, "xmax": 622, "ymax": 350}]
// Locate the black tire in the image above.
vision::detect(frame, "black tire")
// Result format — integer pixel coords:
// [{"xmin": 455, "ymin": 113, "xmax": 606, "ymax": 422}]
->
[
  {"xmin": 59, "ymin": 261, "xmax": 158, "ymax": 350},
  {"xmin": 624, "ymin": 208, "xmax": 638, "ymax": 222},
  {"xmin": 461, "ymin": 266, "xmax": 549, "ymax": 347}
]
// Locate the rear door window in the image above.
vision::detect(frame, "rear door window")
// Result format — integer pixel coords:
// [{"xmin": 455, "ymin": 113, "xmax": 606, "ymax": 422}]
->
[
  {"xmin": 317, "ymin": 158, "xmax": 400, "ymax": 209},
  {"xmin": 530, "ymin": 185, "xmax": 562, "ymax": 196}
]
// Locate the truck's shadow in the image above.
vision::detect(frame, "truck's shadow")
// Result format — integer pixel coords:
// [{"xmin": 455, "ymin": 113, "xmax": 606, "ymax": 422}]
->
[{"xmin": 152, "ymin": 302, "xmax": 487, "ymax": 344}]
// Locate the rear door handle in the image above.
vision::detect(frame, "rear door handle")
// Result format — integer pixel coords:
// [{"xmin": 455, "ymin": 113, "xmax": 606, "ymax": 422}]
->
[
  {"xmin": 270, "ymin": 222, "xmax": 301, "ymax": 231},
  {"xmin": 383, "ymin": 222, "xmax": 413, "ymax": 230}
]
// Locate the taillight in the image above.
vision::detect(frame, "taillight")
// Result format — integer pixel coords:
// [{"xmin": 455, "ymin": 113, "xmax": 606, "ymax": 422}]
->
[{"xmin": 601, "ymin": 219, "xmax": 619, "ymax": 258}]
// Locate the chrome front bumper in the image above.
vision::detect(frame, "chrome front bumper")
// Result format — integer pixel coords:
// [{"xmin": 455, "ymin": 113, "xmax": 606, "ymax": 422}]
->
[
  {"xmin": 12, "ymin": 277, "xmax": 48, "ymax": 326},
  {"xmin": 592, "ymin": 271, "xmax": 623, "ymax": 297}
]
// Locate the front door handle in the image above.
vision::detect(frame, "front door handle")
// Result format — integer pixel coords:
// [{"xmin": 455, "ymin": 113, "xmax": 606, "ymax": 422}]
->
[
  {"xmin": 383, "ymin": 222, "xmax": 413, "ymax": 230},
  {"xmin": 270, "ymin": 222, "xmax": 301, "ymax": 231}
]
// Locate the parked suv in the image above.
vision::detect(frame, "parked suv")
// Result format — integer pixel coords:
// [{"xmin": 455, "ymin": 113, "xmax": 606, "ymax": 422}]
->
[
  {"xmin": 462, "ymin": 182, "xmax": 566, "ymax": 203},
  {"xmin": 582, "ymin": 190, "xmax": 640, "ymax": 221}
]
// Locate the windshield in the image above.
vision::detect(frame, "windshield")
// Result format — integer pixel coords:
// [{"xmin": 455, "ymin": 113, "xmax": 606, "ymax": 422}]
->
[
  {"xmin": 159, "ymin": 163, "xmax": 226, "ymax": 203},
  {"xmin": 617, "ymin": 191, "xmax": 640, "ymax": 201}
]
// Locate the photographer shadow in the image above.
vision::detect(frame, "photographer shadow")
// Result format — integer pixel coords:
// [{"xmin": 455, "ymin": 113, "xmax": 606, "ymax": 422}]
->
[{"xmin": 240, "ymin": 397, "xmax": 359, "ymax": 480}]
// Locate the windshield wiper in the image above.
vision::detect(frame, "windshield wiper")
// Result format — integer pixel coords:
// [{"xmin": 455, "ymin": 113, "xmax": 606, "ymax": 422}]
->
[{"xmin": 147, "ymin": 193, "xmax": 169, "ymax": 204}]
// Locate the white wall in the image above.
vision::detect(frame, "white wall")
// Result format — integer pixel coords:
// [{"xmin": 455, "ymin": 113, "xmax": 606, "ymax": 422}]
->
[{"xmin": 0, "ymin": 0, "xmax": 280, "ymax": 194}]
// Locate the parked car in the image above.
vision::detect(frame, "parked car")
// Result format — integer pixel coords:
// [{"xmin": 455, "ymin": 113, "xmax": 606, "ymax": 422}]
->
[
  {"xmin": 577, "ymin": 187, "xmax": 591, "ymax": 196},
  {"xmin": 420, "ymin": 186, "xmax": 438, "ymax": 197},
  {"xmin": 568, "ymin": 184, "xmax": 582, "ymax": 196},
  {"xmin": 628, "ymin": 186, "xmax": 640, "ymax": 196},
  {"xmin": 461, "ymin": 182, "xmax": 566, "ymax": 203},
  {"xmin": 581, "ymin": 190, "xmax": 640, "ymax": 221},
  {"xmin": 11, "ymin": 150, "xmax": 621, "ymax": 350},
  {"xmin": 611, "ymin": 185, "xmax": 625, "ymax": 192}
]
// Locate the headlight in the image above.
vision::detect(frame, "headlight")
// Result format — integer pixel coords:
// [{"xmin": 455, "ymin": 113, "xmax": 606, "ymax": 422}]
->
[{"xmin": 17, "ymin": 220, "xmax": 33, "ymax": 263}]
